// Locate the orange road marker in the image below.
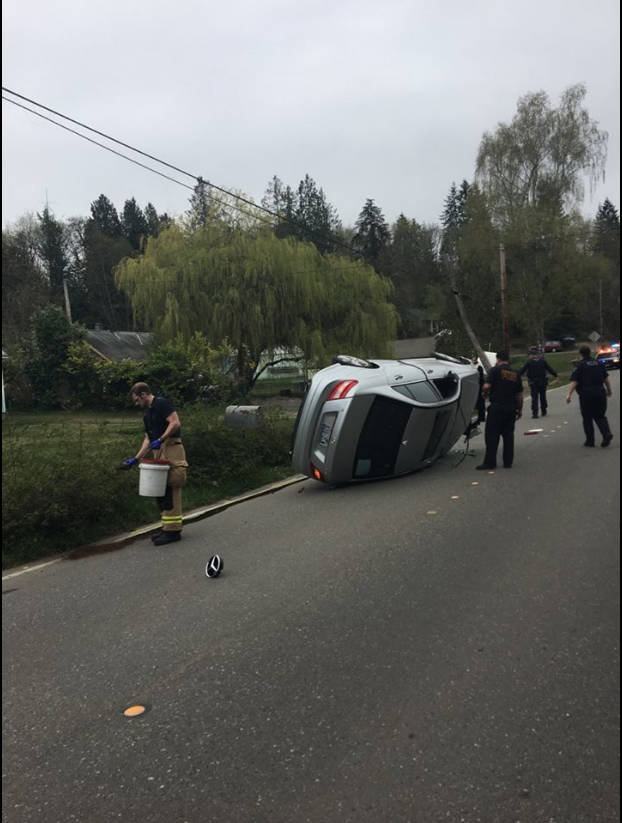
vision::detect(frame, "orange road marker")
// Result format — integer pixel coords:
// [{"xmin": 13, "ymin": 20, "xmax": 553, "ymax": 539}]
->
[{"xmin": 123, "ymin": 705, "xmax": 147, "ymax": 717}]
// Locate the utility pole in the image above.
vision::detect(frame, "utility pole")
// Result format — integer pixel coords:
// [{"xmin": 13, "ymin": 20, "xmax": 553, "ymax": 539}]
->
[
  {"xmin": 62, "ymin": 277, "xmax": 72, "ymax": 324},
  {"xmin": 598, "ymin": 279, "xmax": 603, "ymax": 337},
  {"xmin": 499, "ymin": 243, "xmax": 510, "ymax": 353}
]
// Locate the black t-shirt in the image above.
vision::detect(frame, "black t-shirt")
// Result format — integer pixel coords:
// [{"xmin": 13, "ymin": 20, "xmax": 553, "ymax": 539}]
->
[
  {"xmin": 143, "ymin": 396, "xmax": 181, "ymax": 440},
  {"xmin": 570, "ymin": 359, "xmax": 608, "ymax": 393},
  {"xmin": 487, "ymin": 364, "xmax": 523, "ymax": 407}
]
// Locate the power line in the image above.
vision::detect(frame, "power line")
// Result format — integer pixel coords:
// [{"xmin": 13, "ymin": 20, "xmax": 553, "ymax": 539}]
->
[
  {"xmin": 2, "ymin": 86, "xmax": 360, "ymax": 257},
  {"xmin": 2, "ymin": 96, "xmax": 195, "ymax": 192},
  {"xmin": 1, "ymin": 96, "xmax": 279, "ymax": 231}
]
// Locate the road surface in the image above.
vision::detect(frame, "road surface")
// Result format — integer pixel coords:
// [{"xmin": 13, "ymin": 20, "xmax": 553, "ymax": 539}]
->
[{"xmin": 3, "ymin": 376, "xmax": 620, "ymax": 822}]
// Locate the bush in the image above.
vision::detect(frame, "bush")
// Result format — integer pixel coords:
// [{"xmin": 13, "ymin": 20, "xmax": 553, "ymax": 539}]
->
[
  {"xmin": 1, "ymin": 407, "xmax": 295, "ymax": 568},
  {"xmin": 2, "ymin": 426, "xmax": 153, "ymax": 567}
]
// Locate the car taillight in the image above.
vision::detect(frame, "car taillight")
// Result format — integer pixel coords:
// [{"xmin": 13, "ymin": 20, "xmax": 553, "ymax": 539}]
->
[
  {"xmin": 327, "ymin": 379, "xmax": 358, "ymax": 400},
  {"xmin": 310, "ymin": 463, "xmax": 325, "ymax": 482}
]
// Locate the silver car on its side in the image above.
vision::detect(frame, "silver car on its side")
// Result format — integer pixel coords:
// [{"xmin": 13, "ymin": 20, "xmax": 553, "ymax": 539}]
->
[{"xmin": 292, "ymin": 354, "xmax": 480, "ymax": 484}]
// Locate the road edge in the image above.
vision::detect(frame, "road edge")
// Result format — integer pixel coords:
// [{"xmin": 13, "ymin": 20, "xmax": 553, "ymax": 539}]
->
[{"xmin": 2, "ymin": 474, "xmax": 307, "ymax": 578}]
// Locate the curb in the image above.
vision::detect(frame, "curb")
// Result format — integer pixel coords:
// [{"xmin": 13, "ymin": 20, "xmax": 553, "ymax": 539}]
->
[{"xmin": 3, "ymin": 474, "xmax": 308, "ymax": 575}]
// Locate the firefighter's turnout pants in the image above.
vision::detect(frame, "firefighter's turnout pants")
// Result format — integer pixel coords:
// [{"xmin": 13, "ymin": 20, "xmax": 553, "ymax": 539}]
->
[{"xmin": 152, "ymin": 438, "xmax": 188, "ymax": 532}]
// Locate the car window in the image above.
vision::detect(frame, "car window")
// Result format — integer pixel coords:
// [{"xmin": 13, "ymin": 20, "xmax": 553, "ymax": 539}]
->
[{"xmin": 392, "ymin": 381, "xmax": 441, "ymax": 403}]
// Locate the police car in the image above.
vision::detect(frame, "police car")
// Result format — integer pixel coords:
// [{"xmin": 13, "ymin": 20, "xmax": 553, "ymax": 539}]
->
[
  {"xmin": 597, "ymin": 343, "xmax": 620, "ymax": 370},
  {"xmin": 291, "ymin": 353, "xmax": 480, "ymax": 484}
]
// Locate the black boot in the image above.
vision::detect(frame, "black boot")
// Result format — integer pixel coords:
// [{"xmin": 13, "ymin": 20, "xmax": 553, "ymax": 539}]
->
[
  {"xmin": 602, "ymin": 433, "xmax": 613, "ymax": 448},
  {"xmin": 152, "ymin": 531, "xmax": 182, "ymax": 546}
]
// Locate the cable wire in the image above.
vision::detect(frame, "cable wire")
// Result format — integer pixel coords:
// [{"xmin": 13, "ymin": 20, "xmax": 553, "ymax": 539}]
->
[
  {"xmin": 2, "ymin": 95, "xmax": 284, "ymax": 231},
  {"xmin": 2, "ymin": 86, "xmax": 360, "ymax": 257},
  {"xmin": 2, "ymin": 96, "xmax": 195, "ymax": 191}
]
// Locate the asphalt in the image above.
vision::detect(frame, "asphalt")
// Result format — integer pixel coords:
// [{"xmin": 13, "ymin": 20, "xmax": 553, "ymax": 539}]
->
[{"xmin": 2, "ymin": 375, "xmax": 620, "ymax": 823}]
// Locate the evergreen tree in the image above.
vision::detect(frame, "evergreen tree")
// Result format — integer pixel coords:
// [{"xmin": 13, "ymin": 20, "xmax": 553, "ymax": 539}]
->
[
  {"xmin": 593, "ymin": 199, "xmax": 620, "ymax": 263},
  {"xmin": 441, "ymin": 183, "xmax": 460, "ymax": 231},
  {"xmin": 262, "ymin": 174, "xmax": 342, "ymax": 252},
  {"xmin": 380, "ymin": 215, "xmax": 439, "ymax": 337},
  {"xmin": 83, "ymin": 220, "xmax": 133, "ymax": 329},
  {"xmin": 352, "ymin": 199, "xmax": 390, "ymax": 269},
  {"xmin": 456, "ymin": 180, "xmax": 471, "ymax": 224},
  {"xmin": 121, "ymin": 198, "xmax": 148, "ymax": 251},
  {"xmin": 90, "ymin": 194, "xmax": 122, "ymax": 237},
  {"xmin": 144, "ymin": 203, "xmax": 161, "ymax": 237},
  {"xmin": 294, "ymin": 174, "xmax": 342, "ymax": 253},
  {"xmin": 187, "ymin": 177, "xmax": 211, "ymax": 230},
  {"xmin": 592, "ymin": 198, "xmax": 620, "ymax": 337}
]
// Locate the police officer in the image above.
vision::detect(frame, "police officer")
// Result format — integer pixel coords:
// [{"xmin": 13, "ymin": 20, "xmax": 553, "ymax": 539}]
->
[
  {"xmin": 566, "ymin": 346, "xmax": 613, "ymax": 448},
  {"xmin": 476, "ymin": 351, "xmax": 524, "ymax": 470},
  {"xmin": 519, "ymin": 347, "xmax": 557, "ymax": 418}
]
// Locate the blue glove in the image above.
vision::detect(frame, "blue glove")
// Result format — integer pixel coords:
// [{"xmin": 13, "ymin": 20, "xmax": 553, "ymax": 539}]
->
[
  {"xmin": 118, "ymin": 457, "xmax": 138, "ymax": 470},
  {"xmin": 149, "ymin": 439, "xmax": 162, "ymax": 450}
]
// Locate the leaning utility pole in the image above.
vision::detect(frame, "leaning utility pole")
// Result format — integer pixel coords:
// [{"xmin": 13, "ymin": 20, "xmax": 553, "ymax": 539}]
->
[
  {"xmin": 499, "ymin": 243, "xmax": 510, "ymax": 353},
  {"xmin": 62, "ymin": 276, "xmax": 72, "ymax": 324}
]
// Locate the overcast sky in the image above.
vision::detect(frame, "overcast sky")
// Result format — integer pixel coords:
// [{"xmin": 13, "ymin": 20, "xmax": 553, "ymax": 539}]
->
[{"xmin": 2, "ymin": 0, "xmax": 620, "ymax": 231}]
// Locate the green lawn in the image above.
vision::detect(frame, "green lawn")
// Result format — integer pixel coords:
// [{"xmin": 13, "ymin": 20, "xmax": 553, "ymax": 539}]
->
[
  {"xmin": 2, "ymin": 405, "xmax": 295, "ymax": 568},
  {"xmin": 509, "ymin": 349, "xmax": 579, "ymax": 389}
]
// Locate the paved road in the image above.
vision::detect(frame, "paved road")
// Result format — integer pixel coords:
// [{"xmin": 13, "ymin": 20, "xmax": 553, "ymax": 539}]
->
[{"xmin": 3, "ymin": 376, "xmax": 620, "ymax": 823}]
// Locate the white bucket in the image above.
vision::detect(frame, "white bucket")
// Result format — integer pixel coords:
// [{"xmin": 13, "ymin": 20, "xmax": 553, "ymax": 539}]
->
[{"xmin": 138, "ymin": 459, "xmax": 170, "ymax": 497}]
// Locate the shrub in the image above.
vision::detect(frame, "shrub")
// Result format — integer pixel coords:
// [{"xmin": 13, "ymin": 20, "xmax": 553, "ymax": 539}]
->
[{"xmin": 1, "ymin": 407, "xmax": 295, "ymax": 568}]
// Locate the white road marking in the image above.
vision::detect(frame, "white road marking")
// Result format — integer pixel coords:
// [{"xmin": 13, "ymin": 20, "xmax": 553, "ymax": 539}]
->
[{"xmin": 2, "ymin": 558, "xmax": 62, "ymax": 581}]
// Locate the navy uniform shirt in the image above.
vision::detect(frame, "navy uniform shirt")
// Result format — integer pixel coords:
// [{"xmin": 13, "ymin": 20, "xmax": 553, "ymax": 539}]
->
[
  {"xmin": 570, "ymin": 359, "xmax": 608, "ymax": 394},
  {"xmin": 519, "ymin": 357, "xmax": 557, "ymax": 384},
  {"xmin": 487, "ymin": 364, "xmax": 523, "ymax": 408},
  {"xmin": 143, "ymin": 397, "xmax": 181, "ymax": 441}
]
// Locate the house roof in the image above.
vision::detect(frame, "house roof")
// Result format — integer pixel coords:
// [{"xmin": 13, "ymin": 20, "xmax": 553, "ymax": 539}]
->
[{"xmin": 86, "ymin": 330, "xmax": 153, "ymax": 362}]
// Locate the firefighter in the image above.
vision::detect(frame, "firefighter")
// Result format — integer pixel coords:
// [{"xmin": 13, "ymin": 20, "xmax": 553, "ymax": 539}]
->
[
  {"xmin": 477, "ymin": 351, "xmax": 524, "ymax": 470},
  {"xmin": 518, "ymin": 347, "xmax": 557, "ymax": 418},
  {"xmin": 121, "ymin": 382, "xmax": 189, "ymax": 545},
  {"xmin": 566, "ymin": 346, "xmax": 613, "ymax": 448}
]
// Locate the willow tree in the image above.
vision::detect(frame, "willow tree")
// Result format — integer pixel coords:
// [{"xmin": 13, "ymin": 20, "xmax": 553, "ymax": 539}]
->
[{"xmin": 115, "ymin": 224, "xmax": 396, "ymax": 387}]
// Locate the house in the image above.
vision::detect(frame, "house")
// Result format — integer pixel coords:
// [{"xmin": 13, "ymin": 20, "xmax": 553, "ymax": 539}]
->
[{"xmin": 86, "ymin": 327, "xmax": 153, "ymax": 362}]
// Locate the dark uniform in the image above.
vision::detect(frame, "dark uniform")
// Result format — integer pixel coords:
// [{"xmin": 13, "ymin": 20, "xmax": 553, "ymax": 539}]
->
[
  {"xmin": 480, "ymin": 363, "xmax": 523, "ymax": 469},
  {"xmin": 475, "ymin": 364, "xmax": 486, "ymax": 423},
  {"xmin": 569, "ymin": 358, "xmax": 612, "ymax": 447},
  {"xmin": 519, "ymin": 356, "xmax": 557, "ymax": 417},
  {"xmin": 143, "ymin": 397, "xmax": 188, "ymax": 533}
]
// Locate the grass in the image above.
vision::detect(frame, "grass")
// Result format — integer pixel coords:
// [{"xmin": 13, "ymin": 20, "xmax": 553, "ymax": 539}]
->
[
  {"xmin": 509, "ymin": 349, "xmax": 580, "ymax": 389},
  {"xmin": 2, "ymin": 405, "xmax": 296, "ymax": 569}
]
